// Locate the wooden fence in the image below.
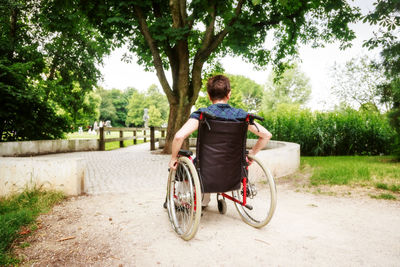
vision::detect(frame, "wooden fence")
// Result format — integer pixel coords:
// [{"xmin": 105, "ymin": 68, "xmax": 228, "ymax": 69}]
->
[{"xmin": 99, "ymin": 126, "xmax": 166, "ymax": 151}]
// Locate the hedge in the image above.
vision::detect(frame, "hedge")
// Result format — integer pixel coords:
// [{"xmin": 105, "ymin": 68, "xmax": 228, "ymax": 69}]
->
[{"xmin": 258, "ymin": 105, "xmax": 396, "ymax": 156}]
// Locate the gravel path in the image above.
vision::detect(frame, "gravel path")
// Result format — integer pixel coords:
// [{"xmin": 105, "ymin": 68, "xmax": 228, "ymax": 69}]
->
[{"xmin": 16, "ymin": 144, "xmax": 400, "ymax": 266}]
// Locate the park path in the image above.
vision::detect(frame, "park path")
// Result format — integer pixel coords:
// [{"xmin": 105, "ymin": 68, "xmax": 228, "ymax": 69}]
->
[
  {"xmin": 38, "ymin": 143, "xmax": 169, "ymax": 195},
  {"xmin": 16, "ymin": 143, "xmax": 400, "ymax": 266}
]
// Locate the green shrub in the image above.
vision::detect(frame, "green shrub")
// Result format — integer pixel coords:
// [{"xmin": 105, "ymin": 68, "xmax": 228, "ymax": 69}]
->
[{"xmin": 259, "ymin": 104, "xmax": 396, "ymax": 156}]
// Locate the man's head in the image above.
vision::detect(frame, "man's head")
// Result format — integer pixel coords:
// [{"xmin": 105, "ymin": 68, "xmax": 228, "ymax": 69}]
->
[{"xmin": 207, "ymin": 75, "xmax": 231, "ymax": 102}]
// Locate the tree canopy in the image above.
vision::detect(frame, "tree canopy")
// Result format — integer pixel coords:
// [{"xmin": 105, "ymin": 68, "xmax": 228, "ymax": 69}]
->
[
  {"xmin": 79, "ymin": 0, "xmax": 360, "ymax": 152},
  {"xmin": 0, "ymin": 0, "xmax": 110, "ymax": 141}
]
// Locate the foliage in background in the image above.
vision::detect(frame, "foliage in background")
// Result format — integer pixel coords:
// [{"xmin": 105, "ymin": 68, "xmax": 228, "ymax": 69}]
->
[
  {"xmin": 0, "ymin": 0, "xmax": 110, "ymax": 141},
  {"xmin": 195, "ymin": 74, "xmax": 262, "ymax": 112},
  {"xmin": 96, "ymin": 87, "xmax": 135, "ymax": 127},
  {"xmin": 73, "ymin": 91, "xmax": 101, "ymax": 129},
  {"xmin": 262, "ymin": 63, "xmax": 311, "ymax": 113},
  {"xmin": 0, "ymin": 188, "xmax": 64, "ymax": 265},
  {"xmin": 363, "ymin": 0, "xmax": 400, "ymax": 157},
  {"xmin": 330, "ymin": 56, "xmax": 387, "ymax": 111},
  {"xmin": 125, "ymin": 85, "xmax": 169, "ymax": 127},
  {"xmin": 229, "ymin": 75, "xmax": 264, "ymax": 113},
  {"xmin": 259, "ymin": 104, "xmax": 396, "ymax": 156}
]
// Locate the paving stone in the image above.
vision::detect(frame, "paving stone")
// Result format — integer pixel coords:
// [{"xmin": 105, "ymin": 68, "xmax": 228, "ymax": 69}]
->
[{"xmin": 38, "ymin": 143, "xmax": 170, "ymax": 195}]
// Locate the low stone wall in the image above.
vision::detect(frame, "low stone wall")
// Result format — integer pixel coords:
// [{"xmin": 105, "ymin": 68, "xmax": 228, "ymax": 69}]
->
[
  {"xmin": 0, "ymin": 139, "xmax": 98, "ymax": 157},
  {"xmin": 0, "ymin": 157, "xmax": 84, "ymax": 197},
  {"xmin": 158, "ymin": 138, "xmax": 300, "ymax": 178}
]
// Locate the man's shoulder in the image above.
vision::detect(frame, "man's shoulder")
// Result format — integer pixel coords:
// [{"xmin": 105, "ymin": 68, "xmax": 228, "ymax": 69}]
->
[{"xmin": 189, "ymin": 107, "xmax": 208, "ymax": 120}]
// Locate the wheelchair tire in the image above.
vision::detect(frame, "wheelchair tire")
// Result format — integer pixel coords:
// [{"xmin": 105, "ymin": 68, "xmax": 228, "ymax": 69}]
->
[
  {"xmin": 166, "ymin": 156, "xmax": 202, "ymax": 241},
  {"xmin": 233, "ymin": 155, "xmax": 277, "ymax": 228},
  {"xmin": 217, "ymin": 199, "xmax": 227, "ymax": 214}
]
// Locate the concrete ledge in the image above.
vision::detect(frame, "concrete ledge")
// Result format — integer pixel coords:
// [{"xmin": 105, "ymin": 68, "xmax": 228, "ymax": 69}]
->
[
  {"xmin": 159, "ymin": 138, "xmax": 300, "ymax": 178},
  {"xmin": 0, "ymin": 139, "xmax": 98, "ymax": 157},
  {"xmin": 247, "ymin": 139, "xmax": 300, "ymax": 178},
  {"xmin": 0, "ymin": 157, "xmax": 85, "ymax": 197}
]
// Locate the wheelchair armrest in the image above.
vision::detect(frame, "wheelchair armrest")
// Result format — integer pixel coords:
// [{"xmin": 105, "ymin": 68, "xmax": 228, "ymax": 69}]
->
[{"xmin": 178, "ymin": 149, "xmax": 193, "ymax": 157}]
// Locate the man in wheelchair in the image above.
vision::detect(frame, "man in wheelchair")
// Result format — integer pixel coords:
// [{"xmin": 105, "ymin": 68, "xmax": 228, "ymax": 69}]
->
[
  {"xmin": 169, "ymin": 75, "xmax": 272, "ymax": 206},
  {"xmin": 166, "ymin": 75, "xmax": 276, "ymax": 240}
]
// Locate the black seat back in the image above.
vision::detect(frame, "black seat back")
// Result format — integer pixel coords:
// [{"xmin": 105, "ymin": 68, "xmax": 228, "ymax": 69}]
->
[{"xmin": 196, "ymin": 119, "xmax": 248, "ymax": 193}]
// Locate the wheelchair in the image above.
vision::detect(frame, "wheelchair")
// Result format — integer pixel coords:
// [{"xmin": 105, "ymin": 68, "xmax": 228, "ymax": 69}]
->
[{"xmin": 166, "ymin": 112, "xmax": 277, "ymax": 240}]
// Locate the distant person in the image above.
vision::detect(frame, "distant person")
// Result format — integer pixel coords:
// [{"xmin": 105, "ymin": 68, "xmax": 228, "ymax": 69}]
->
[
  {"xmin": 105, "ymin": 120, "xmax": 112, "ymax": 135},
  {"xmin": 93, "ymin": 121, "xmax": 98, "ymax": 134}
]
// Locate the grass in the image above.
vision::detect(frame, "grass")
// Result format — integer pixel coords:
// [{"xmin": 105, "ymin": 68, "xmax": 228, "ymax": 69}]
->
[
  {"xmin": 67, "ymin": 131, "xmax": 149, "ymax": 151},
  {"xmin": 302, "ymin": 156, "xmax": 400, "ymax": 186},
  {"xmin": 370, "ymin": 193, "xmax": 397, "ymax": 200},
  {"xmin": 0, "ymin": 188, "xmax": 64, "ymax": 265},
  {"xmin": 300, "ymin": 156, "xmax": 400, "ymax": 199},
  {"xmin": 105, "ymin": 140, "xmax": 145, "ymax": 150}
]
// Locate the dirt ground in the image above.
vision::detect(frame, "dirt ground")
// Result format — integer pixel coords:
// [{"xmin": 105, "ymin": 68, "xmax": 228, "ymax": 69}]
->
[{"xmin": 14, "ymin": 180, "xmax": 400, "ymax": 267}]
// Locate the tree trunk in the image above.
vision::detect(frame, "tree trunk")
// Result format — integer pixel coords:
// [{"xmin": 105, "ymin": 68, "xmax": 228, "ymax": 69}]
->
[
  {"xmin": 162, "ymin": 100, "xmax": 193, "ymax": 154},
  {"xmin": 9, "ymin": 8, "xmax": 18, "ymax": 60}
]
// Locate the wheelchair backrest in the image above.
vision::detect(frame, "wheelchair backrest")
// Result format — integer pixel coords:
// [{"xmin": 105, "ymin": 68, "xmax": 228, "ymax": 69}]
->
[{"xmin": 196, "ymin": 119, "xmax": 248, "ymax": 193}]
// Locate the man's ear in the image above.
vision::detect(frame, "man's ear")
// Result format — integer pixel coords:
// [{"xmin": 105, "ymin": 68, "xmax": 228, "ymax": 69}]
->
[{"xmin": 227, "ymin": 91, "xmax": 231, "ymax": 100}]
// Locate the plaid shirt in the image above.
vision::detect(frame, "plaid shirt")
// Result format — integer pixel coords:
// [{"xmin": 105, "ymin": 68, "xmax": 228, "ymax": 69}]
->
[{"xmin": 190, "ymin": 103, "xmax": 248, "ymax": 121}]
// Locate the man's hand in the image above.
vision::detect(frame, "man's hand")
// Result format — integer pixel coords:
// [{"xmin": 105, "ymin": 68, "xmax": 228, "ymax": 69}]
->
[
  {"xmin": 169, "ymin": 158, "xmax": 178, "ymax": 170},
  {"xmin": 247, "ymin": 149, "xmax": 256, "ymax": 165}
]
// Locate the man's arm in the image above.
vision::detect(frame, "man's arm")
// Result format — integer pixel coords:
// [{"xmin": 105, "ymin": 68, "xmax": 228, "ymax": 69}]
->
[
  {"xmin": 169, "ymin": 118, "xmax": 199, "ymax": 170},
  {"xmin": 248, "ymin": 122, "xmax": 272, "ymax": 157}
]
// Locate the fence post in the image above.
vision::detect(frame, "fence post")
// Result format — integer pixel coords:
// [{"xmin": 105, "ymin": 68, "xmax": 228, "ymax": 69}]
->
[
  {"xmin": 144, "ymin": 129, "xmax": 147, "ymax": 143},
  {"xmin": 99, "ymin": 127, "xmax": 105, "ymax": 151},
  {"xmin": 133, "ymin": 130, "xmax": 137, "ymax": 145},
  {"xmin": 150, "ymin": 126, "xmax": 155, "ymax": 150},
  {"xmin": 120, "ymin": 130, "xmax": 124, "ymax": 148}
]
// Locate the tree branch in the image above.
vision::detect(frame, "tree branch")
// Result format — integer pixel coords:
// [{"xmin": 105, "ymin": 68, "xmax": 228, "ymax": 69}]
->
[
  {"xmin": 133, "ymin": 5, "xmax": 175, "ymax": 103},
  {"xmin": 195, "ymin": 0, "xmax": 244, "ymax": 64},
  {"xmin": 190, "ymin": 0, "xmax": 245, "ymax": 103},
  {"xmin": 9, "ymin": 7, "xmax": 18, "ymax": 60},
  {"xmin": 170, "ymin": 0, "xmax": 182, "ymax": 28},
  {"xmin": 170, "ymin": 0, "xmax": 188, "ymax": 27},
  {"xmin": 200, "ymin": 1, "xmax": 216, "ymax": 51},
  {"xmin": 179, "ymin": 0, "xmax": 188, "ymax": 26},
  {"xmin": 151, "ymin": 1, "xmax": 179, "ymax": 87}
]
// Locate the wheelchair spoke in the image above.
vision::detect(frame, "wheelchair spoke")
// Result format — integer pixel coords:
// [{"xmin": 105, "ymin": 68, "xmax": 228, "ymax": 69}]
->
[
  {"xmin": 234, "ymin": 155, "xmax": 277, "ymax": 228},
  {"xmin": 166, "ymin": 157, "xmax": 201, "ymax": 240}
]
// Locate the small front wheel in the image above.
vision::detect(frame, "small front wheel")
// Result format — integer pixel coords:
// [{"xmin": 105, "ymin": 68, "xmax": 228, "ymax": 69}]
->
[
  {"xmin": 166, "ymin": 157, "xmax": 202, "ymax": 240},
  {"xmin": 233, "ymin": 155, "xmax": 277, "ymax": 228},
  {"xmin": 217, "ymin": 198, "xmax": 227, "ymax": 214}
]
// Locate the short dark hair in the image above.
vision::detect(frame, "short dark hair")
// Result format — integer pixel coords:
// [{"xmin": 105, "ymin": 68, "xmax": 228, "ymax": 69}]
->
[{"xmin": 207, "ymin": 75, "xmax": 231, "ymax": 100}]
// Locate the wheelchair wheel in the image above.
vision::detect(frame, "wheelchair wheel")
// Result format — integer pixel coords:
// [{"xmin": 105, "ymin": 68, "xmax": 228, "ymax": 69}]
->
[
  {"xmin": 166, "ymin": 156, "xmax": 202, "ymax": 240},
  {"xmin": 217, "ymin": 198, "xmax": 227, "ymax": 214},
  {"xmin": 233, "ymin": 155, "xmax": 277, "ymax": 228}
]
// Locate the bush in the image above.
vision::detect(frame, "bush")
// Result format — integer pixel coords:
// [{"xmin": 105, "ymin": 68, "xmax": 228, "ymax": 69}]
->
[{"xmin": 259, "ymin": 104, "xmax": 396, "ymax": 156}]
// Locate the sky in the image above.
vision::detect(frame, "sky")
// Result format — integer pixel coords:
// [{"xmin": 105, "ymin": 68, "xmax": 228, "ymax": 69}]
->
[{"xmin": 98, "ymin": 0, "xmax": 380, "ymax": 111}]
